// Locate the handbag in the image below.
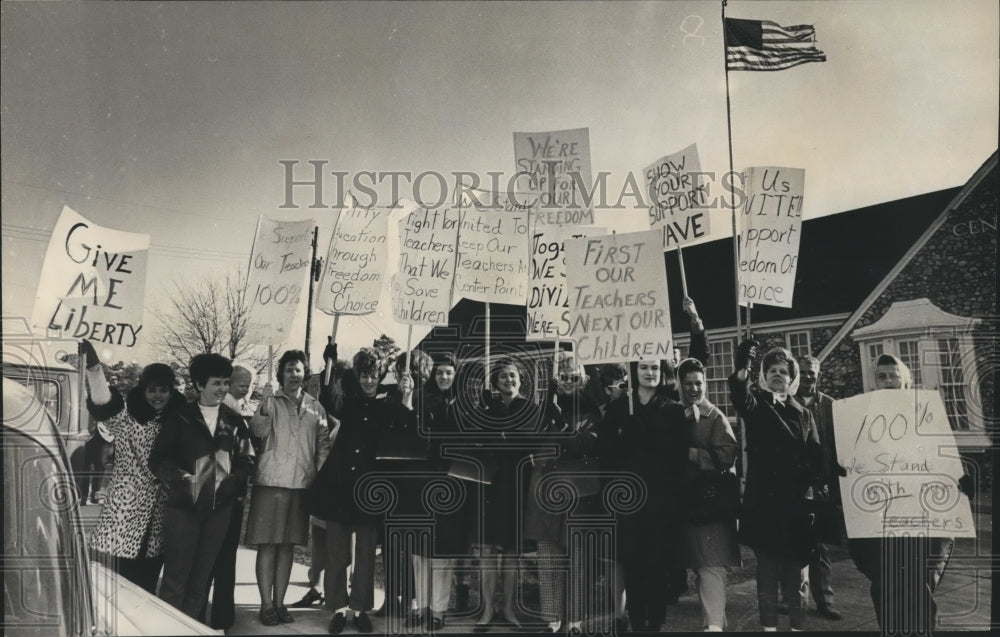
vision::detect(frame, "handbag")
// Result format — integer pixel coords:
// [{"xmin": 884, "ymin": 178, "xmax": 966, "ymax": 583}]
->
[
  {"xmin": 539, "ymin": 455, "xmax": 602, "ymax": 497},
  {"xmin": 446, "ymin": 448, "xmax": 499, "ymax": 485},
  {"xmin": 687, "ymin": 470, "xmax": 740, "ymax": 523},
  {"xmin": 376, "ymin": 422, "xmax": 429, "ymax": 461}
]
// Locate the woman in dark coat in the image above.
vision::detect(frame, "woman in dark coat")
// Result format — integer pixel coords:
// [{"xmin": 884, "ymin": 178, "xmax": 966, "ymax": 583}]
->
[
  {"xmin": 473, "ymin": 354, "xmax": 564, "ymax": 631},
  {"xmin": 728, "ymin": 342, "xmax": 822, "ymax": 632},
  {"xmin": 598, "ymin": 357, "xmax": 688, "ymax": 632},
  {"xmin": 524, "ymin": 353, "xmax": 601, "ymax": 634}
]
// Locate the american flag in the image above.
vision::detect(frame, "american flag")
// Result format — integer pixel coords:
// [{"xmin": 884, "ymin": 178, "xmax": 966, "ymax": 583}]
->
[{"xmin": 725, "ymin": 18, "xmax": 827, "ymax": 71}]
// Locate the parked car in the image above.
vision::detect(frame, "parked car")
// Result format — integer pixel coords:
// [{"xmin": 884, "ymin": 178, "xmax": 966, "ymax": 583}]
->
[{"xmin": 3, "ymin": 377, "xmax": 218, "ymax": 636}]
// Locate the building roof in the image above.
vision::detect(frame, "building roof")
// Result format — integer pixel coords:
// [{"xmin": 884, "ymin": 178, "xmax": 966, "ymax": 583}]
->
[{"xmin": 851, "ymin": 298, "xmax": 978, "ymax": 339}]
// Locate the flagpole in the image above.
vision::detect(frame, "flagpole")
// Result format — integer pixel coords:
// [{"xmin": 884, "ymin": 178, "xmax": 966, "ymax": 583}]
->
[{"xmin": 722, "ymin": 0, "xmax": 744, "ymax": 347}]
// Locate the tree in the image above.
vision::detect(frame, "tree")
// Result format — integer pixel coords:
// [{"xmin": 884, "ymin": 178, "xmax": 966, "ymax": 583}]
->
[
  {"xmin": 155, "ymin": 269, "xmax": 268, "ymax": 374},
  {"xmin": 371, "ymin": 333, "xmax": 400, "ymax": 370}
]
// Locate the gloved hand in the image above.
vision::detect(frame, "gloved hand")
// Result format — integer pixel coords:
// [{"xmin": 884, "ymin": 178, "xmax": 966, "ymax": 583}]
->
[
  {"xmin": 735, "ymin": 337, "xmax": 761, "ymax": 371},
  {"xmin": 79, "ymin": 339, "xmax": 101, "ymax": 369},
  {"xmin": 323, "ymin": 337, "xmax": 338, "ymax": 364},
  {"xmin": 958, "ymin": 474, "xmax": 975, "ymax": 500},
  {"xmin": 836, "ymin": 463, "xmax": 849, "ymax": 478}
]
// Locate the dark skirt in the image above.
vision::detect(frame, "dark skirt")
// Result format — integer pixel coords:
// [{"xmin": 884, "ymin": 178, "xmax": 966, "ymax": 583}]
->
[{"xmin": 244, "ymin": 485, "xmax": 309, "ymax": 545}]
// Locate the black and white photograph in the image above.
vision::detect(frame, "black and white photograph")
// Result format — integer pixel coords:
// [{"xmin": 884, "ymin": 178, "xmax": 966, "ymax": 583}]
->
[{"xmin": 2, "ymin": 1, "xmax": 996, "ymax": 635}]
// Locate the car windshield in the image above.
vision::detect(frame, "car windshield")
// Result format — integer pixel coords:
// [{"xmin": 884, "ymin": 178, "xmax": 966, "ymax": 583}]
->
[
  {"xmin": 7, "ymin": 376, "xmax": 62, "ymax": 425},
  {"xmin": 3, "ymin": 429, "xmax": 89, "ymax": 637}
]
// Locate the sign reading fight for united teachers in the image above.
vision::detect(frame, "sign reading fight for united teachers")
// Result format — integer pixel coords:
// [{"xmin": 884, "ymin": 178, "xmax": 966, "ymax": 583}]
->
[
  {"xmin": 833, "ymin": 389, "xmax": 975, "ymax": 539},
  {"xmin": 391, "ymin": 206, "xmax": 460, "ymax": 326},
  {"xmin": 244, "ymin": 216, "xmax": 314, "ymax": 346},
  {"xmin": 563, "ymin": 230, "xmax": 672, "ymax": 364},
  {"xmin": 32, "ymin": 206, "xmax": 149, "ymax": 348}
]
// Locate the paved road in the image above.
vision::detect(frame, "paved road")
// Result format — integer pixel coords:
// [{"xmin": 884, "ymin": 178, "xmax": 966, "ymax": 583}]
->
[{"xmin": 79, "ymin": 504, "xmax": 992, "ymax": 634}]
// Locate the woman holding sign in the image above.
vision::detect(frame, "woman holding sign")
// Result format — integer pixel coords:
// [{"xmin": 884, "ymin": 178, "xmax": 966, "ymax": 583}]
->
[
  {"xmin": 728, "ymin": 342, "xmax": 822, "ymax": 632},
  {"xmin": 79, "ymin": 340, "xmax": 186, "ymax": 593},
  {"xmin": 847, "ymin": 354, "xmax": 974, "ymax": 633},
  {"xmin": 246, "ymin": 350, "xmax": 332, "ymax": 626},
  {"xmin": 599, "ymin": 356, "xmax": 688, "ymax": 632}
]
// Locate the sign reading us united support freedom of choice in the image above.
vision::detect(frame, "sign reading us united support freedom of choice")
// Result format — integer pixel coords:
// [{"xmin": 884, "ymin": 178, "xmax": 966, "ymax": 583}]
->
[
  {"xmin": 316, "ymin": 204, "xmax": 393, "ymax": 316},
  {"xmin": 833, "ymin": 389, "xmax": 975, "ymax": 539},
  {"xmin": 644, "ymin": 143, "xmax": 711, "ymax": 251},
  {"xmin": 33, "ymin": 206, "xmax": 149, "ymax": 348},
  {"xmin": 244, "ymin": 216, "xmax": 315, "ymax": 346},
  {"xmin": 738, "ymin": 166, "xmax": 804, "ymax": 308},
  {"xmin": 563, "ymin": 230, "xmax": 673, "ymax": 364}
]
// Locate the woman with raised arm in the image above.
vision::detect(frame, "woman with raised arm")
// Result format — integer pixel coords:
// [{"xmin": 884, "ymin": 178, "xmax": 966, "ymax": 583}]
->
[
  {"xmin": 245, "ymin": 349, "xmax": 331, "ymax": 626},
  {"xmin": 728, "ymin": 341, "xmax": 822, "ymax": 632},
  {"xmin": 80, "ymin": 340, "xmax": 186, "ymax": 593}
]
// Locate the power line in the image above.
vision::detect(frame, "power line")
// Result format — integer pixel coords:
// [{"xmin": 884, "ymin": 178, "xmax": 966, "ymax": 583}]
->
[{"xmin": 2, "ymin": 223, "xmax": 248, "ymax": 260}]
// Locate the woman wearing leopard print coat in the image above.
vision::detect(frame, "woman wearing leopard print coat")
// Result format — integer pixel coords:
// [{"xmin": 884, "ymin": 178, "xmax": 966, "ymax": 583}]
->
[{"xmin": 81, "ymin": 340, "xmax": 187, "ymax": 593}]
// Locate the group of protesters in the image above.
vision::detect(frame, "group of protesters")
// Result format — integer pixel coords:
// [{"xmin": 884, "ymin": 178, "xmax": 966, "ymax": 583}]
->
[{"xmin": 81, "ymin": 294, "xmax": 975, "ymax": 634}]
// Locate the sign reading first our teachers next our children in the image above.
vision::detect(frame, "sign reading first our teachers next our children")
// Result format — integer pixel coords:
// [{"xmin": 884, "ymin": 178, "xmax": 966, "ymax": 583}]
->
[
  {"xmin": 738, "ymin": 166, "xmax": 805, "ymax": 308},
  {"xmin": 563, "ymin": 230, "xmax": 673, "ymax": 365},
  {"xmin": 315, "ymin": 204, "xmax": 393, "ymax": 316},
  {"xmin": 833, "ymin": 389, "xmax": 975, "ymax": 539},
  {"xmin": 514, "ymin": 127, "xmax": 595, "ymax": 227},
  {"xmin": 32, "ymin": 206, "xmax": 149, "ymax": 348},
  {"xmin": 244, "ymin": 216, "xmax": 315, "ymax": 347},
  {"xmin": 644, "ymin": 143, "xmax": 711, "ymax": 251}
]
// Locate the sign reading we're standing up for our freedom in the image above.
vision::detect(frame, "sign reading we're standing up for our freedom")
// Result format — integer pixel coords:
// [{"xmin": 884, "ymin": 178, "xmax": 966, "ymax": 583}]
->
[
  {"xmin": 833, "ymin": 389, "xmax": 975, "ymax": 539},
  {"xmin": 244, "ymin": 216, "xmax": 315, "ymax": 347},
  {"xmin": 738, "ymin": 166, "xmax": 805, "ymax": 308},
  {"xmin": 32, "ymin": 206, "xmax": 149, "ymax": 348},
  {"xmin": 563, "ymin": 230, "xmax": 673, "ymax": 364},
  {"xmin": 514, "ymin": 127, "xmax": 595, "ymax": 227}
]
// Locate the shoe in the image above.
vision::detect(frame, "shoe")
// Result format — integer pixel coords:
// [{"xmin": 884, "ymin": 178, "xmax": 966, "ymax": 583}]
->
[
  {"xmin": 614, "ymin": 616, "xmax": 630, "ymax": 633},
  {"xmin": 405, "ymin": 610, "xmax": 425, "ymax": 631},
  {"xmin": 258, "ymin": 607, "xmax": 279, "ymax": 626},
  {"xmin": 328, "ymin": 612, "xmax": 346, "ymax": 634},
  {"xmin": 275, "ymin": 606, "xmax": 294, "ymax": 623},
  {"xmin": 353, "ymin": 612, "xmax": 373, "ymax": 633},
  {"xmin": 373, "ymin": 602, "xmax": 387, "ymax": 618},
  {"xmin": 566, "ymin": 625, "xmax": 583, "ymax": 636},
  {"xmin": 291, "ymin": 588, "xmax": 324, "ymax": 608},
  {"xmin": 817, "ymin": 606, "xmax": 843, "ymax": 621},
  {"xmin": 429, "ymin": 616, "xmax": 445, "ymax": 632}
]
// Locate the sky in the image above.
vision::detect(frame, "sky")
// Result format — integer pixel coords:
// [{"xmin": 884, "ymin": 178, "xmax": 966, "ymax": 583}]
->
[{"xmin": 2, "ymin": 0, "xmax": 997, "ymax": 370}]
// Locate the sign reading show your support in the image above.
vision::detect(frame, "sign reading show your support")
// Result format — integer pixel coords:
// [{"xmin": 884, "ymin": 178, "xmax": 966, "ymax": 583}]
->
[
  {"xmin": 564, "ymin": 230, "xmax": 673, "ymax": 364},
  {"xmin": 33, "ymin": 206, "xmax": 149, "ymax": 348},
  {"xmin": 244, "ymin": 216, "xmax": 314, "ymax": 346},
  {"xmin": 316, "ymin": 205, "xmax": 392, "ymax": 316},
  {"xmin": 833, "ymin": 389, "xmax": 975, "ymax": 539},
  {"xmin": 738, "ymin": 166, "xmax": 804, "ymax": 308},
  {"xmin": 644, "ymin": 143, "xmax": 711, "ymax": 251},
  {"xmin": 391, "ymin": 206, "xmax": 460, "ymax": 326},
  {"xmin": 514, "ymin": 127, "xmax": 595, "ymax": 226}
]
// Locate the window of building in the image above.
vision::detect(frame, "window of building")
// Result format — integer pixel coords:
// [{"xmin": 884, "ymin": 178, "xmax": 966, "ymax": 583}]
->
[
  {"xmin": 786, "ymin": 331, "xmax": 812, "ymax": 359},
  {"xmin": 896, "ymin": 339, "xmax": 923, "ymax": 387},
  {"xmin": 936, "ymin": 337, "xmax": 969, "ymax": 430},
  {"xmin": 706, "ymin": 338, "xmax": 736, "ymax": 419},
  {"xmin": 867, "ymin": 342, "xmax": 885, "ymax": 370}
]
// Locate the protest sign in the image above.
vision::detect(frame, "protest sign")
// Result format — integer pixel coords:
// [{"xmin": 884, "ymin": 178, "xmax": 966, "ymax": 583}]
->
[
  {"xmin": 32, "ymin": 206, "xmax": 149, "ymax": 348},
  {"xmin": 514, "ymin": 127, "xmax": 595, "ymax": 226},
  {"xmin": 526, "ymin": 223, "xmax": 605, "ymax": 341},
  {"xmin": 453, "ymin": 197, "xmax": 530, "ymax": 305},
  {"xmin": 244, "ymin": 216, "xmax": 314, "ymax": 346},
  {"xmin": 315, "ymin": 205, "xmax": 391, "ymax": 316},
  {"xmin": 644, "ymin": 143, "xmax": 711, "ymax": 250},
  {"xmin": 391, "ymin": 206, "xmax": 460, "ymax": 326},
  {"xmin": 833, "ymin": 389, "xmax": 975, "ymax": 539},
  {"xmin": 738, "ymin": 166, "xmax": 804, "ymax": 308},
  {"xmin": 563, "ymin": 230, "xmax": 672, "ymax": 364}
]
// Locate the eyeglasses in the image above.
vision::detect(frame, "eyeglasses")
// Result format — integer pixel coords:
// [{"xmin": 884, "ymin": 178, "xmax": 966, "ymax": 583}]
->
[
  {"xmin": 559, "ymin": 373, "xmax": 582, "ymax": 383},
  {"xmin": 605, "ymin": 381, "xmax": 628, "ymax": 391}
]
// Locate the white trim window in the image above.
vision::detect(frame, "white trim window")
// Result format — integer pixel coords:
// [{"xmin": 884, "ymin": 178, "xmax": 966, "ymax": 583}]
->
[
  {"xmin": 706, "ymin": 338, "xmax": 736, "ymax": 419},
  {"xmin": 786, "ymin": 330, "xmax": 812, "ymax": 359}
]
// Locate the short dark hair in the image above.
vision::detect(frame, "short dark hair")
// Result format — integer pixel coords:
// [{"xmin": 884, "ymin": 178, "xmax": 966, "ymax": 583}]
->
[
  {"xmin": 138, "ymin": 363, "xmax": 176, "ymax": 391},
  {"xmin": 490, "ymin": 355, "xmax": 528, "ymax": 393},
  {"xmin": 276, "ymin": 350, "xmax": 310, "ymax": 385},
  {"xmin": 352, "ymin": 348, "xmax": 383, "ymax": 379},
  {"xmin": 677, "ymin": 358, "xmax": 705, "ymax": 382},
  {"xmin": 599, "ymin": 363, "xmax": 628, "ymax": 385},
  {"xmin": 762, "ymin": 347, "xmax": 798, "ymax": 381},
  {"xmin": 798, "ymin": 355, "xmax": 820, "ymax": 369},
  {"xmin": 190, "ymin": 353, "xmax": 233, "ymax": 388}
]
